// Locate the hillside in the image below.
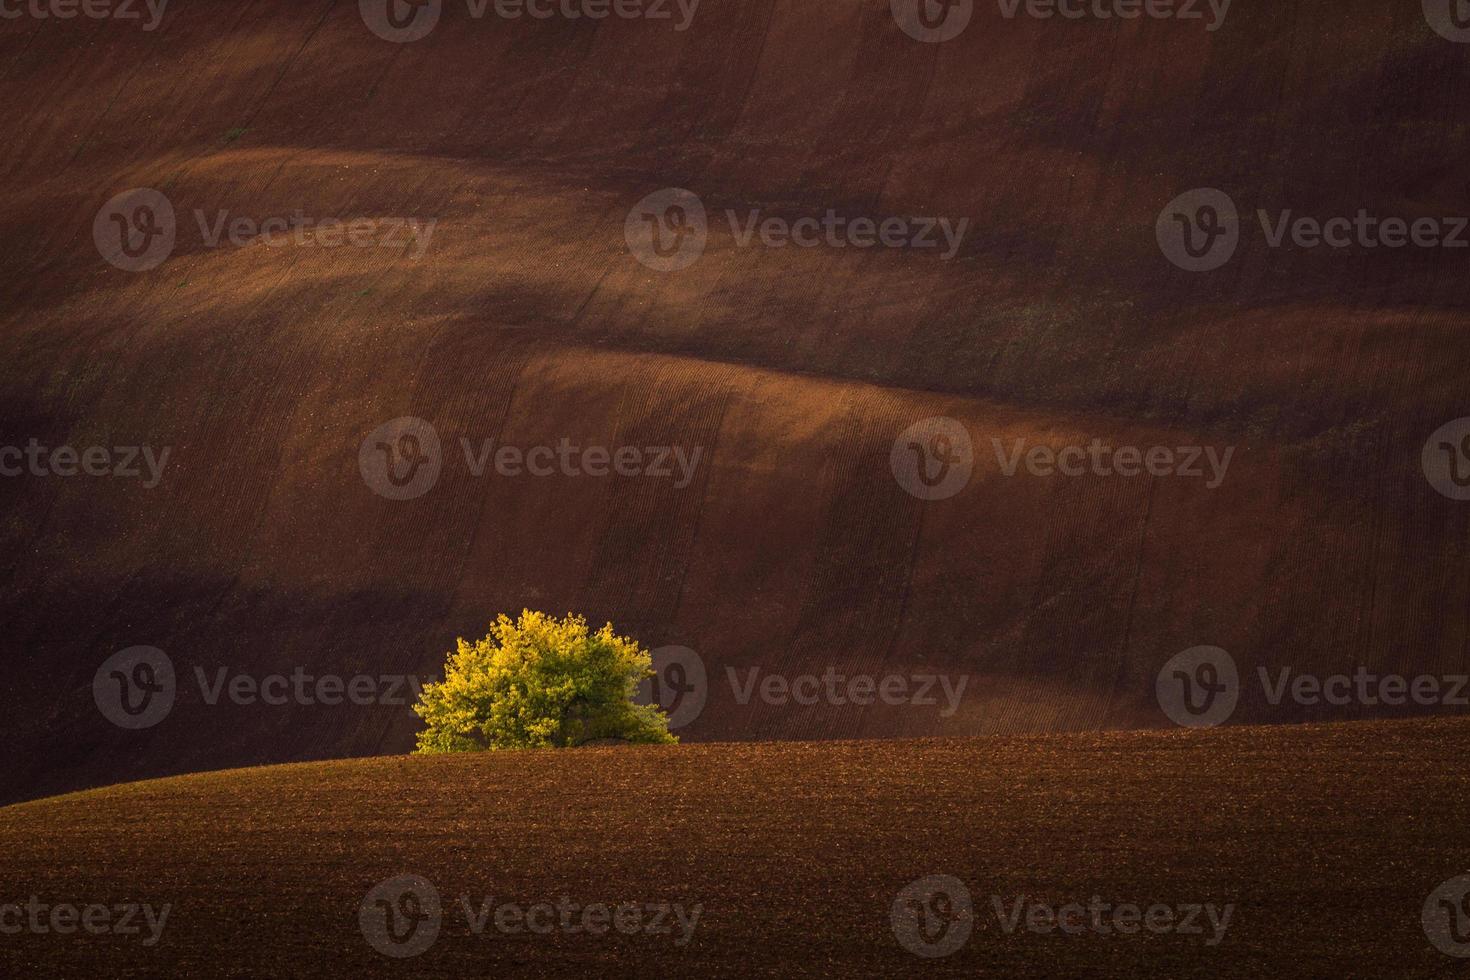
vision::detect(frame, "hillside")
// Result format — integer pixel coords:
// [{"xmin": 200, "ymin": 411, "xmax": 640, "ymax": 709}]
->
[
  {"xmin": 1, "ymin": 718, "xmax": 1467, "ymax": 976},
  {"xmin": 2, "ymin": 1, "xmax": 1469, "ymax": 803}
]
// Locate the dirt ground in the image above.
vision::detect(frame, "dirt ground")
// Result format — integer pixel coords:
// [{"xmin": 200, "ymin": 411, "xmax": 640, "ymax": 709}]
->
[{"xmin": 1, "ymin": 717, "xmax": 1466, "ymax": 977}]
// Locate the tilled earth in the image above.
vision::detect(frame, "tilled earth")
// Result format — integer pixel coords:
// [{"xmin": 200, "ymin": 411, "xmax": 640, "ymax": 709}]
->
[{"xmin": 1, "ymin": 717, "xmax": 1467, "ymax": 977}]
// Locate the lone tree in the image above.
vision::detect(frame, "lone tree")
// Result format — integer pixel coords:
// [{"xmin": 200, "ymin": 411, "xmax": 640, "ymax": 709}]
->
[{"xmin": 412, "ymin": 610, "xmax": 677, "ymax": 752}]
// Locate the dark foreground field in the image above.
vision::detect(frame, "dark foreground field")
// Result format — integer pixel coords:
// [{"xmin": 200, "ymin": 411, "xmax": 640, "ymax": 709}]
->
[{"xmin": 2, "ymin": 718, "xmax": 1467, "ymax": 977}]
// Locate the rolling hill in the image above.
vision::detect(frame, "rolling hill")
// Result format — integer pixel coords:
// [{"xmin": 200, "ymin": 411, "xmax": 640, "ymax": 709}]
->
[
  {"xmin": 2, "ymin": 0, "xmax": 1468, "ymax": 805},
  {"xmin": 1, "ymin": 718, "xmax": 1467, "ymax": 976}
]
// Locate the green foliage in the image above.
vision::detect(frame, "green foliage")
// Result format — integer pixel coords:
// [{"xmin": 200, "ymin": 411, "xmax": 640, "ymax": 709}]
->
[{"xmin": 412, "ymin": 610, "xmax": 677, "ymax": 753}]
